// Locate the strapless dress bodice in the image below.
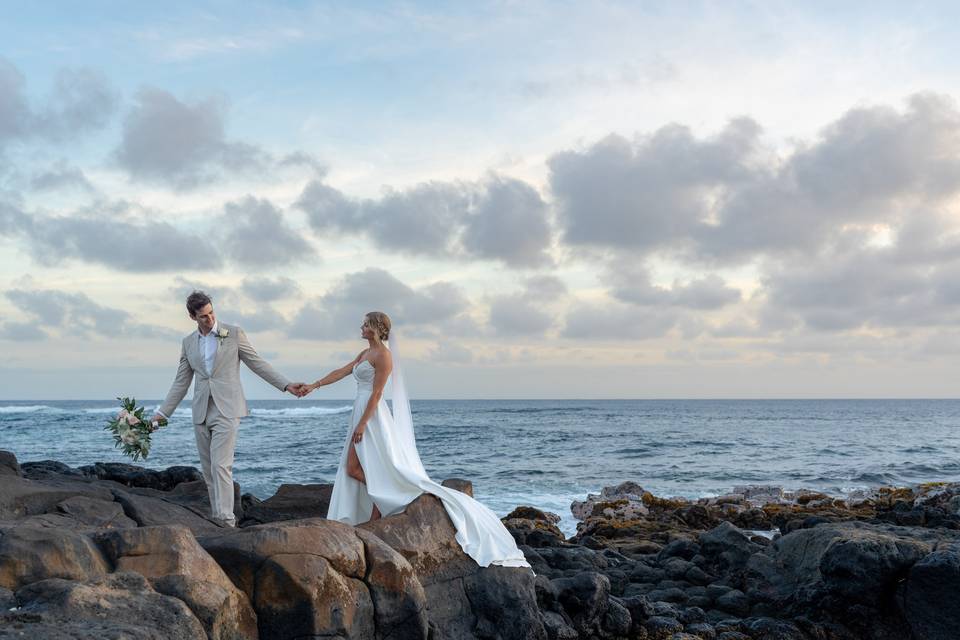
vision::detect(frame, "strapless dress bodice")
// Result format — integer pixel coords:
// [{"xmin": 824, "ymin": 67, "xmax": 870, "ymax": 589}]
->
[{"xmin": 353, "ymin": 360, "xmax": 375, "ymax": 391}]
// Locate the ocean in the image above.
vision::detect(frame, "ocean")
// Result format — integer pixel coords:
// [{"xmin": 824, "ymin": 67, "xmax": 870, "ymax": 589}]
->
[{"xmin": 3, "ymin": 399, "xmax": 960, "ymax": 535}]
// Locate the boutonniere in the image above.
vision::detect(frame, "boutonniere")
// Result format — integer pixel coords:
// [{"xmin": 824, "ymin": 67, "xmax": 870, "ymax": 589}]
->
[{"xmin": 216, "ymin": 327, "xmax": 229, "ymax": 345}]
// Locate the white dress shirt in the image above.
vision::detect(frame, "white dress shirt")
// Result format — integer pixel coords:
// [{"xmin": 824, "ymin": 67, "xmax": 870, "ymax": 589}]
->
[{"xmin": 199, "ymin": 321, "xmax": 220, "ymax": 375}]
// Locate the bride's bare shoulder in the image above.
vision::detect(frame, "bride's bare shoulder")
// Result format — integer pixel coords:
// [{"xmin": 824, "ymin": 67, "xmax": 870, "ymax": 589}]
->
[{"xmin": 372, "ymin": 346, "xmax": 392, "ymax": 367}]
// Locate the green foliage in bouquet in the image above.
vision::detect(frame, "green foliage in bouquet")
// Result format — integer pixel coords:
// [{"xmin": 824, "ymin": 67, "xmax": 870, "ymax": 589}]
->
[{"xmin": 105, "ymin": 396, "xmax": 167, "ymax": 461}]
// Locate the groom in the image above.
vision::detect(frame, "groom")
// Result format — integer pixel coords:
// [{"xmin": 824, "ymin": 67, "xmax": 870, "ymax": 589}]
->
[{"xmin": 152, "ymin": 291, "xmax": 305, "ymax": 527}]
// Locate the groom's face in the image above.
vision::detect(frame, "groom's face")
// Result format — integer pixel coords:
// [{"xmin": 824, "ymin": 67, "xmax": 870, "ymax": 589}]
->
[{"xmin": 191, "ymin": 303, "xmax": 216, "ymax": 334}]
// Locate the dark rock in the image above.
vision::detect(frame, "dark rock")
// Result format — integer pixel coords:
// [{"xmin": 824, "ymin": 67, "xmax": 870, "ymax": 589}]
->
[
  {"xmin": 699, "ymin": 522, "xmax": 762, "ymax": 574},
  {"xmin": 552, "ymin": 571, "xmax": 610, "ymax": 636},
  {"xmin": 741, "ymin": 616, "xmax": 807, "ymax": 639},
  {"xmin": 602, "ymin": 596, "xmax": 632, "ymax": 635},
  {"xmin": 0, "ymin": 586, "xmax": 14, "ymax": 610},
  {"xmin": 647, "ymin": 586, "xmax": 687, "ymax": 603},
  {"xmin": 660, "ymin": 538, "xmax": 700, "ymax": 561},
  {"xmin": 77, "ymin": 462, "xmax": 202, "ymax": 491},
  {"xmin": 94, "ymin": 524, "xmax": 258, "ymax": 640},
  {"xmin": 0, "ymin": 525, "xmax": 109, "ymax": 590},
  {"xmin": 0, "ymin": 452, "xmax": 20, "ymax": 477},
  {"xmin": 441, "ymin": 478, "xmax": 474, "ymax": 496},
  {"xmin": 714, "ymin": 589, "xmax": 750, "ymax": 617},
  {"xmin": 55, "ymin": 495, "xmax": 137, "ymax": 529},
  {"xmin": 643, "ymin": 614, "xmax": 684, "ymax": 639},
  {"xmin": 238, "ymin": 483, "xmax": 332, "ymax": 526},
  {"xmin": 541, "ymin": 610, "xmax": 578, "ymax": 640},
  {"xmin": 465, "ymin": 565, "xmax": 546, "ymax": 640},
  {"xmin": 5, "ymin": 572, "xmax": 206, "ymax": 639},
  {"xmin": 200, "ymin": 518, "xmax": 372, "ymax": 640},
  {"xmin": 617, "ymin": 593, "xmax": 655, "ymax": 625},
  {"xmin": 679, "ymin": 606, "xmax": 706, "ymax": 624},
  {"xmin": 685, "ymin": 621, "xmax": 718, "ymax": 639},
  {"xmin": 903, "ymin": 544, "xmax": 960, "ymax": 640},
  {"xmin": 111, "ymin": 487, "xmax": 223, "ymax": 534},
  {"xmin": 353, "ymin": 528, "xmax": 429, "ymax": 640},
  {"xmin": 715, "ymin": 632, "xmax": 750, "ymax": 640},
  {"xmin": 19, "ymin": 460, "xmax": 83, "ymax": 478}
]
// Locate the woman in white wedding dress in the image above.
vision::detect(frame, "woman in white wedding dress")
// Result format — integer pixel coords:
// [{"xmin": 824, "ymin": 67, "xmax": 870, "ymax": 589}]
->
[{"xmin": 301, "ymin": 312, "xmax": 529, "ymax": 569}]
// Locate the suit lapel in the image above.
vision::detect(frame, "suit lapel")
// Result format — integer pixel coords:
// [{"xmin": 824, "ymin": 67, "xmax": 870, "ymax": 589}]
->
[
  {"xmin": 187, "ymin": 330, "xmax": 205, "ymax": 375},
  {"xmin": 210, "ymin": 325, "xmax": 228, "ymax": 375}
]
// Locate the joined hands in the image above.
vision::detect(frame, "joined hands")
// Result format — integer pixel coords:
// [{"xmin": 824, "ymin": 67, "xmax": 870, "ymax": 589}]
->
[{"xmin": 285, "ymin": 382, "xmax": 313, "ymax": 398}]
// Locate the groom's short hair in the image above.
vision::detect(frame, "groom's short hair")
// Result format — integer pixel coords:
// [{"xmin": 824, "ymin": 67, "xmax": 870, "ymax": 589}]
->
[{"xmin": 186, "ymin": 290, "xmax": 213, "ymax": 317}]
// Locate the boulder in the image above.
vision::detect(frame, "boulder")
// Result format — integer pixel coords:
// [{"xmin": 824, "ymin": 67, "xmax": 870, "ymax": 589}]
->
[
  {"xmin": 903, "ymin": 544, "xmax": 960, "ymax": 640},
  {"xmin": 78, "ymin": 462, "xmax": 202, "ymax": 491},
  {"xmin": 361, "ymin": 492, "xmax": 545, "ymax": 640},
  {"xmin": 199, "ymin": 518, "xmax": 372, "ymax": 639},
  {"xmin": 551, "ymin": 571, "xmax": 610, "ymax": 636},
  {"xmin": 0, "ymin": 474, "xmax": 116, "ymax": 520},
  {"xmin": 95, "ymin": 525, "xmax": 258, "ymax": 640},
  {"xmin": 238, "ymin": 483, "xmax": 332, "ymax": 526},
  {"xmin": 111, "ymin": 487, "xmax": 223, "ymax": 534},
  {"xmin": 55, "ymin": 495, "xmax": 138, "ymax": 529},
  {"xmin": 0, "ymin": 525, "xmax": 109, "ymax": 590},
  {"xmin": 354, "ymin": 528, "xmax": 428, "ymax": 640},
  {"xmin": 441, "ymin": 478, "xmax": 474, "ymax": 497},
  {"xmin": 2, "ymin": 572, "xmax": 205, "ymax": 639},
  {"xmin": 0, "ymin": 451, "xmax": 20, "ymax": 477}
]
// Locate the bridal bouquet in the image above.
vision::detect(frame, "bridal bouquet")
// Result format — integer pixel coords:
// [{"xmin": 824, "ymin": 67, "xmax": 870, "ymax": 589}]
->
[{"xmin": 105, "ymin": 397, "xmax": 167, "ymax": 461}]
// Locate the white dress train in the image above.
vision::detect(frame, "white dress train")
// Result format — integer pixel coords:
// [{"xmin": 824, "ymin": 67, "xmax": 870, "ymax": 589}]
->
[{"xmin": 327, "ymin": 359, "xmax": 530, "ymax": 569}]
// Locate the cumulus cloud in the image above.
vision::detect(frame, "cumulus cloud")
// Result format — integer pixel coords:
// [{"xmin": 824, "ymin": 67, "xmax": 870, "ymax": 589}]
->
[
  {"xmin": 222, "ymin": 196, "xmax": 316, "ymax": 267},
  {"xmin": 561, "ymin": 301, "xmax": 679, "ymax": 340},
  {"xmin": 241, "ymin": 276, "xmax": 301, "ymax": 302},
  {"xmin": 288, "ymin": 268, "xmax": 471, "ymax": 340},
  {"xmin": 16, "ymin": 204, "xmax": 223, "ymax": 272},
  {"xmin": 168, "ymin": 277, "xmax": 289, "ymax": 333},
  {"xmin": 605, "ymin": 261, "xmax": 741, "ymax": 309},
  {"xmin": 0, "ymin": 57, "xmax": 117, "ymax": 147},
  {"xmin": 549, "ymin": 117, "xmax": 762, "ymax": 253},
  {"xmin": 114, "ymin": 88, "xmax": 266, "ymax": 188},
  {"xmin": 31, "ymin": 161, "xmax": 95, "ymax": 193},
  {"xmin": 295, "ymin": 174, "xmax": 553, "ymax": 268},
  {"xmin": 3, "ymin": 288, "xmax": 176, "ymax": 340},
  {"xmin": 487, "ymin": 275, "xmax": 568, "ymax": 337},
  {"xmin": 548, "ymin": 93, "xmax": 960, "ymax": 269}
]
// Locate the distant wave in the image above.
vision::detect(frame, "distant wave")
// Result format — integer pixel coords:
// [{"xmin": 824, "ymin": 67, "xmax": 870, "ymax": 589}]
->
[
  {"xmin": 0, "ymin": 405, "xmax": 55, "ymax": 414},
  {"xmin": 250, "ymin": 406, "xmax": 353, "ymax": 417}
]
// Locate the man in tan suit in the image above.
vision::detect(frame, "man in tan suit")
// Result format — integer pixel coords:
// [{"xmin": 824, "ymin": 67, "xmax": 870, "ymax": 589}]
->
[{"xmin": 152, "ymin": 291, "xmax": 304, "ymax": 527}]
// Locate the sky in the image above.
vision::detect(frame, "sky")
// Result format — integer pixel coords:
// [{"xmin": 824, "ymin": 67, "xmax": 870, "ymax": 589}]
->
[{"xmin": 3, "ymin": 1, "xmax": 960, "ymax": 399}]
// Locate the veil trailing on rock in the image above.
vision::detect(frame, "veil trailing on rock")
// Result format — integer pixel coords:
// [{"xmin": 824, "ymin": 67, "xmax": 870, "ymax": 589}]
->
[{"xmin": 386, "ymin": 331, "xmax": 428, "ymax": 479}]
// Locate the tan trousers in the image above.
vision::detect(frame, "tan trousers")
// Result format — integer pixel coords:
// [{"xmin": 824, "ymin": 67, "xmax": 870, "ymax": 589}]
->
[{"xmin": 195, "ymin": 400, "xmax": 240, "ymax": 526}]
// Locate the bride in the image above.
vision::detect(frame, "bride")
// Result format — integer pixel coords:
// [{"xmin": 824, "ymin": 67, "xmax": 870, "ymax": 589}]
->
[{"xmin": 300, "ymin": 311, "xmax": 529, "ymax": 569}]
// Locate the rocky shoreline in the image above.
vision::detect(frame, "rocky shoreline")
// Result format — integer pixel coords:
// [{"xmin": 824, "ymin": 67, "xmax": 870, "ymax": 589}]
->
[{"xmin": 2, "ymin": 450, "xmax": 959, "ymax": 639}]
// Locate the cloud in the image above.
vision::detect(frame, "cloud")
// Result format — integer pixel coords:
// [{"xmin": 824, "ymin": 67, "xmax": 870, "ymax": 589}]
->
[
  {"xmin": 605, "ymin": 261, "xmax": 741, "ymax": 310},
  {"xmin": 0, "ymin": 58, "xmax": 117, "ymax": 147},
  {"xmin": 168, "ymin": 277, "xmax": 289, "ymax": 332},
  {"xmin": 17, "ymin": 204, "xmax": 223, "ymax": 272},
  {"xmin": 549, "ymin": 117, "xmax": 761, "ymax": 253},
  {"xmin": 461, "ymin": 176, "xmax": 553, "ymax": 267},
  {"xmin": 114, "ymin": 88, "xmax": 266, "ymax": 188},
  {"xmin": 31, "ymin": 161, "xmax": 95, "ymax": 193},
  {"xmin": 241, "ymin": 276, "xmax": 301, "ymax": 302},
  {"xmin": 295, "ymin": 174, "xmax": 553, "ymax": 268},
  {"xmin": 487, "ymin": 275, "xmax": 568, "ymax": 337},
  {"xmin": 288, "ymin": 268, "xmax": 471, "ymax": 340},
  {"xmin": 547, "ymin": 94, "xmax": 960, "ymax": 268},
  {"xmin": 561, "ymin": 301, "xmax": 678, "ymax": 340},
  {"xmin": 222, "ymin": 196, "xmax": 316, "ymax": 267},
  {"xmin": 3, "ymin": 288, "xmax": 176, "ymax": 340}
]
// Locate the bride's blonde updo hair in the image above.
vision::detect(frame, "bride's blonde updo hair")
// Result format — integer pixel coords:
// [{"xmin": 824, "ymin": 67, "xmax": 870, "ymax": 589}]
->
[{"xmin": 365, "ymin": 311, "xmax": 391, "ymax": 342}]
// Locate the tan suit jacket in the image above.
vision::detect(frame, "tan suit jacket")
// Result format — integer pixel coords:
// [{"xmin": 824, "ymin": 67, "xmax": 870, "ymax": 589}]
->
[{"xmin": 159, "ymin": 323, "xmax": 290, "ymax": 424}]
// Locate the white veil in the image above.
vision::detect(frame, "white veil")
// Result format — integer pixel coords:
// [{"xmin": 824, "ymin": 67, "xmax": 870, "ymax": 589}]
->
[{"xmin": 387, "ymin": 330, "xmax": 429, "ymax": 479}]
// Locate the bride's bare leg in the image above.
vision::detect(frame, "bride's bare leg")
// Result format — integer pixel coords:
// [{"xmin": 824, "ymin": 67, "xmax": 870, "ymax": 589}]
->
[
  {"xmin": 347, "ymin": 443, "xmax": 381, "ymax": 520},
  {"xmin": 346, "ymin": 442, "xmax": 366, "ymax": 484}
]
